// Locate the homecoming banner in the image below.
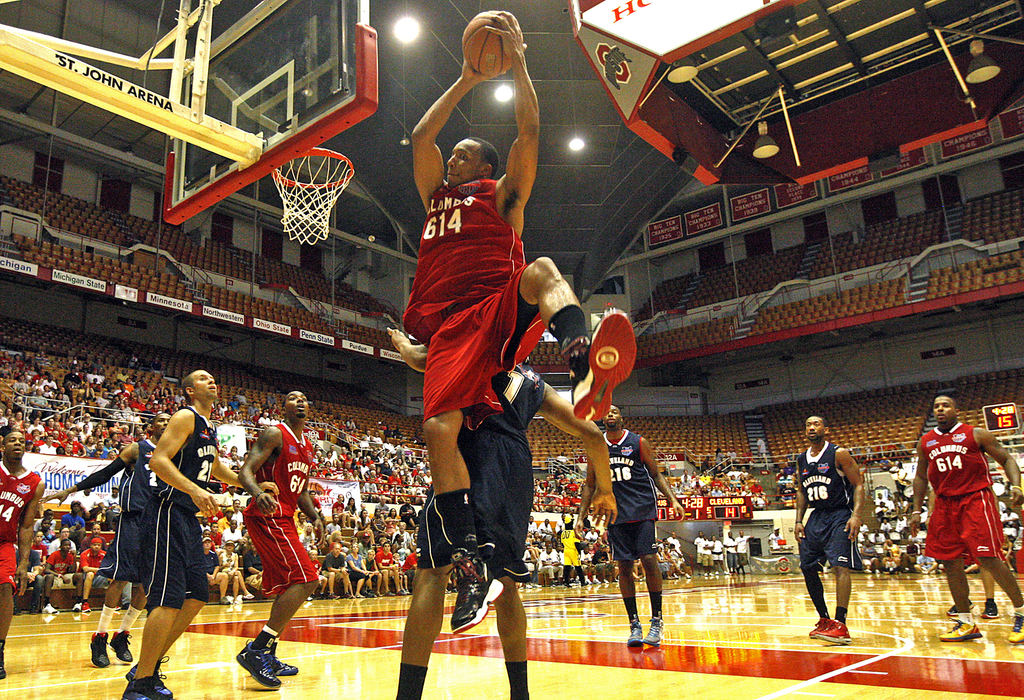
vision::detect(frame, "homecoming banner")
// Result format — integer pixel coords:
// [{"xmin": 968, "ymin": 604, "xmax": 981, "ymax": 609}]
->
[{"xmin": 24, "ymin": 453, "xmax": 122, "ymax": 498}]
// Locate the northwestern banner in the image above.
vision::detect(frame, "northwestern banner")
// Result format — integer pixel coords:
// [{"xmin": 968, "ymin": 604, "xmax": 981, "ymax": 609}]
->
[{"xmin": 202, "ymin": 305, "xmax": 245, "ymax": 325}]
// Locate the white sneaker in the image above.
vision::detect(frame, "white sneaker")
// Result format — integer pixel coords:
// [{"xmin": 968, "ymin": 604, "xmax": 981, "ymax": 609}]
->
[
  {"xmin": 72, "ymin": 602, "xmax": 82, "ymax": 612},
  {"xmin": 243, "ymin": 593, "xmax": 254, "ymax": 600},
  {"xmin": 227, "ymin": 596, "xmax": 236, "ymax": 604},
  {"xmin": 42, "ymin": 603, "xmax": 57, "ymax": 614}
]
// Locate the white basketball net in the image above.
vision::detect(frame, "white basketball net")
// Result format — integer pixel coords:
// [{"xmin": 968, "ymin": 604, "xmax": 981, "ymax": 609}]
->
[{"xmin": 272, "ymin": 148, "xmax": 354, "ymax": 245}]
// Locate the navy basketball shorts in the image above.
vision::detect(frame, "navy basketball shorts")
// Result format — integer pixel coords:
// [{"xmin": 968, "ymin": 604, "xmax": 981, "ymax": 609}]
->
[
  {"xmin": 417, "ymin": 432, "xmax": 533, "ymax": 583},
  {"xmin": 799, "ymin": 508, "xmax": 863, "ymax": 570},
  {"xmin": 607, "ymin": 519, "xmax": 658, "ymax": 562},
  {"xmin": 97, "ymin": 510, "xmax": 145, "ymax": 584},
  {"xmin": 141, "ymin": 499, "xmax": 210, "ymax": 609}
]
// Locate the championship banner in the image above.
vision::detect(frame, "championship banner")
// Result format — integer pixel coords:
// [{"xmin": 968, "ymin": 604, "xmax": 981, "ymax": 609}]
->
[
  {"xmin": 24, "ymin": 453, "xmax": 122, "ymax": 497},
  {"xmin": 308, "ymin": 478, "xmax": 361, "ymax": 515},
  {"xmin": 217, "ymin": 423, "xmax": 247, "ymax": 458}
]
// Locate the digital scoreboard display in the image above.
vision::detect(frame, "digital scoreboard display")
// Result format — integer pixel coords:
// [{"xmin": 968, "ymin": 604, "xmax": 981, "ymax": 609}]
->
[
  {"xmin": 983, "ymin": 403, "xmax": 1020, "ymax": 432},
  {"xmin": 656, "ymin": 495, "xmax": 754, "ymax": 521}
]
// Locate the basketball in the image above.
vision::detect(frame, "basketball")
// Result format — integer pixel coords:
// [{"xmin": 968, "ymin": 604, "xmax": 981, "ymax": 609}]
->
[{"xmin": 463, "ymin": 12, "xmax": 512, "ymax": 77}]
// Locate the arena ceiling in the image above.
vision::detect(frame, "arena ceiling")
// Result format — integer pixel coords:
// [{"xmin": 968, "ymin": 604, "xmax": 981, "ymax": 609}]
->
[{"xmin": 0, "ymin": 1, "xmax": 1021, "ymax": 298}]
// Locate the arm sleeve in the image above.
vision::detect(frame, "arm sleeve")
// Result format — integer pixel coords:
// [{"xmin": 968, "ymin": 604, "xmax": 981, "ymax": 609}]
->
[{"xmin": 72, "ymin": 457, "xmax": 129, "ymax": 492}]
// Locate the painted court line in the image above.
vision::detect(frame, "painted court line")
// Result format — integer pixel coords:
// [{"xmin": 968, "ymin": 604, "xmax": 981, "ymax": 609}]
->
[{"xmin": 752, "ymin": 632, "xmax": 914, "ymax": 700}]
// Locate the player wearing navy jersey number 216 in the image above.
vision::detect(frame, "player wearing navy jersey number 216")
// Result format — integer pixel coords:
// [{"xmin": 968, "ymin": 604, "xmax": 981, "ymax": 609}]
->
[
  {"xmin": 579, "ymin": 405, "xmax": 681, "ymax": 649},
  {"xmin": 909, "ymin": 395, "xmax": 1024, "ymax": 645},
  {"xmin": 123, "ymin": 370, "xmax": 247, "ymax": 700},
  {"xmin": 235, "ymin": 390, "xmax": 326, "ymax": 689},
  {"xmin": 405, "ymin": 9, "xmax": 635, "ymax": 636},
  {"xmin": 0, "ymin": 428, "xmax": 45, "ymax": 681},
  {"xmin": 52, "ymin": 412, "xmax": 171, "ymax": 668},
  {"xmin": 794, "ymin": 416, "xmax": 864, "ymax": 646}
]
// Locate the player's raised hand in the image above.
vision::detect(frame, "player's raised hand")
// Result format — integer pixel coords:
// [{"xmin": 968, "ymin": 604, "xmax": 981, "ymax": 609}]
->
[
  {"xmin": 49, "ymin": 487, "xmax": 73, "ymax": 504},
  {"xmin": 190, "ymin": 488, "xmax": 219, "ymax": 518},
  {"xmin": 794, "ymin": 521, "xmax": 806, "ymax": 541},
  {"xmin": 486, "ymin": 12, "xmax": 526, "ymax": 59},
  {"xmin": 573, "ymin": 519, "xmax": 586, "ymax": 540},
  {"xmin": 908, "ymin": 512, "xmax": 921, "ymax": 537},
  {"xmin": 591, "ymin": 488, "xmax": 617, "ymax": 526}
]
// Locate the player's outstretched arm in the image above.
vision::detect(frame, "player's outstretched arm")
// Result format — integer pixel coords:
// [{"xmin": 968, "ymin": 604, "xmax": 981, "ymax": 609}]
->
[
  {"xmin": 237, "ymin": 426, "xmax": 282, "ymax": 515},
  {"xmin": 836, "ymin": 448, "xmax": 864, "ymax": 538},
  {"xmin": 411, "ymin": 58, "xmax": 489, "ymax": 209},
  {"xmin": 51, "ymin": 442, "xmax": 138, "ymax": 503},
  {"xmin": 492, "ymin": 12, "xmax": 538, "ymax": 232},
  {"xmin": 538, "ymin": 385, "xmax": 616, "ymax": 524},
  {"xmin": 387, "ymin": 328, "xmax": 427, "ymax": 373},
  {"xmin": 151, "ymin": 409, "xmax": 216, "ymax": 517},
  {"xmin": 908, "ymin": 443, "xmax": 930, "ymax": 535},
  {"xmin": 639, "ymin": 436, "xmax": 681, "ymax": 513},
  {"xmin": 976, "ymin": 428, "xmax": 1024, "ymax": 507}
]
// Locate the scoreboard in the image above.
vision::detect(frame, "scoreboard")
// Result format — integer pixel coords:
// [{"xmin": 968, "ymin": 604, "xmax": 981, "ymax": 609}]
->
[
  {"xmin": 983, "ymin": 403, "xmax": 1020, "ymax": 432},
  {"xmin": 656, "ymin": 495, "xmax": 754, "ymax": 521}
]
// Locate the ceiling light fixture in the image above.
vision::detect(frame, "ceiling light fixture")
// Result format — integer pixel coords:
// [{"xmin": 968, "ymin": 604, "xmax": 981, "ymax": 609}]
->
[
  {"xmin": 568, "ymin": 137, "xmax": 585, "ymax": 152},
  {"xmin": 394, "ymin": 16, "xmax": 420, "ymax": 44},
  {"xmin": 666, "ymin": 56, "xmax": 699, "ymax": 83},
  {"xmin": 965, "ymin": 40, "xmax": 1000, "ymax": 84},
  {"xmin": 494, "ymin": 84, "xmax": 514, "ymax": 103},
  {"xmin": 752, "ymin": 121, "xmax": 779, "ymax": 159}
]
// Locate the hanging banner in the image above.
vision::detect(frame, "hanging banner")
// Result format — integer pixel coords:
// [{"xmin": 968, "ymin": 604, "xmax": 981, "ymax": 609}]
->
[
  {"xmin": 24, "ymin": 453, "xmax": 122, "ymax": 498},
  {"xmin": 999, "ymin": 105, "xmax": 1024, "ymax": 140},
  {"xmin": 941, "ymin": 127, "xmax": 993, "ymax": 158},
  {"xmin": 217, "ymin": 423, "xmax": 248, "ymax": 458},
  {"xmin": 878, "ymin": 148, "xmax": 927, "ymax": 178},
  {"xmin": 308, "ymin": 478, "xmax": 362, "ymax": 516},
  {"xmin": 684, "ymin": 203, "xmax": 723, "ymax": 237},
  {"xmin": 774, "ymin": 182, "xmax": 817, "ymax": 209},
  {"xmin": 827, "ymin": 165, "xmax": 873, "ymax": 193},
  {"xmin": 647, "ymin": 215, "xmax": 684, "ymax": 247},
  {"xmin": 729, "ymin": 189, "xmax": 771, "ymax": 222}
]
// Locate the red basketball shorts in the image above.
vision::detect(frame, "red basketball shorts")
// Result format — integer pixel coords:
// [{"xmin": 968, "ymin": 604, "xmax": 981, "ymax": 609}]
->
[
  {"xmin": 0, "ymin": 543, "xmax": 15, "ymax": 588},
  {"xmin": 925, "ymin": 488, "xmax": 1004, "ymax": 561},
  {"xmin": 243, "ymin": 513, "xmax": 319, "ymax": 597},
  {"xmin": 422, "ymin": 266, "xmax": 543, "ymax": 420}
]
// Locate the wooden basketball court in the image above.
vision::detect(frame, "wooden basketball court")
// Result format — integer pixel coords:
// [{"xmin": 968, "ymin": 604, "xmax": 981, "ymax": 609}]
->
[{"xmin": 3, "ymin": 574, "xmax": 1022, "ymax": 698}]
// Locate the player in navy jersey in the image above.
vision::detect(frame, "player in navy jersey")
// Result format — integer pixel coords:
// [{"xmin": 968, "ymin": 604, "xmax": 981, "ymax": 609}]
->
[
  {"xmin": 579, "ymin": 405, "xmax": 682, "ymax": 648},
  {"xmin": 406, "ymin": 10, "xmax": 635, "ymax": 633},
  {"xmin": 52, "ymin": 412, "xmax": 170, "ymax": 668},
  {"xmin": 388, "ymin": 329, "xmax": 615, "ymax": 700},
  {"xmin": 123, "ymin": 371, "xmax": 247, "ymax": 700},
  {"xmin": 794, "ymin": 416, "xmax": 864, "ymax": 645}
]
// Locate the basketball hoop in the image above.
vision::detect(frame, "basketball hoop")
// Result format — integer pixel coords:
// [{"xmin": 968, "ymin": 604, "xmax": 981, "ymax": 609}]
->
[{"xmin": 272, "ymin": 147, "xmax": 354, "ymax": 245}]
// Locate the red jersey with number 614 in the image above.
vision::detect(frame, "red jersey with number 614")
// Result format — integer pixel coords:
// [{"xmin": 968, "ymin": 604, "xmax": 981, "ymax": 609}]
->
[
  {"xmin": 403, "ymin": 179, "xmax": 525, "ymax": 343},
  {"xmin": 920, "ymin": 423, "xmax": 992, "ymax": 496},
  {"xmin": 0, "ymin": 464, "xmax": 40, "ymax": 543},
  {"xmin": 245, "ymin": 423, "xmax": 316, "ymax": 518}
]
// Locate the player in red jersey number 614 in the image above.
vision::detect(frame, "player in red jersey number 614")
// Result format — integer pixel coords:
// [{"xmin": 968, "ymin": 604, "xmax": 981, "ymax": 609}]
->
[
  {"xmin": 405, "ymin": 10, "xmax": 635, "ymax": 632},
  {"xmin": 910, "ymin": 395, "xmax": 1024, "ymax": 644}
]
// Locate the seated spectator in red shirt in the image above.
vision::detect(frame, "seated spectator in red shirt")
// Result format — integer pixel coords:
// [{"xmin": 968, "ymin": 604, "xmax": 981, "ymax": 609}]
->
[
  {"xmin": 374, "ymin": 543, "xmax": 404, "ymax": 595},
  {"xmin": 77, "ymin": 536, "xmax": 107, "ymax": 611},
  {"xmin": 41, "ymin": 539, "xmax": 79, "ymax": 613}
]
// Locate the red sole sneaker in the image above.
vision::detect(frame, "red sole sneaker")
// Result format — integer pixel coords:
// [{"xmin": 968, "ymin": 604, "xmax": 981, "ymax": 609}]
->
[{"xmin": 573, "ymin": 311, "xmax": 637, "ymax": 421}]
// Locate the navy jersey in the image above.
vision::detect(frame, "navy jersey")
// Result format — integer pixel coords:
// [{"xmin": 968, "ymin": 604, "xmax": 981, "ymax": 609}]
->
[
  {"xmin": 154, "ymin": 407, "xmax": 219, "ymax": 513},
  {"xmin": 606, "ymin": 429, "xmax": 657, "ymax": 524},
  {"xmin": 798, "ymin": 442, "xmax": 854, "ymax": 512},
  {"xmin": 487, "ymin": 365, "xmax": 546, "ymax": 442},
  {"xmin": 120, "ymin": 438, "xmax": 156, "ymax": 514}
]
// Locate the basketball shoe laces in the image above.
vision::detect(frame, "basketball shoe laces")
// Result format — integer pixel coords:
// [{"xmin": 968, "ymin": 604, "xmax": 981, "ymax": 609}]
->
[{"xmin": 1014, "ymin": 615, "xmax": 1024, "ymax": 634}]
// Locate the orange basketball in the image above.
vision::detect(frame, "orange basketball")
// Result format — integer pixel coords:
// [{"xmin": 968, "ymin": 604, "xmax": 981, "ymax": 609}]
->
[{"xmin": 462, "ymin": 12, "xmax": 512, "ymax": 78}]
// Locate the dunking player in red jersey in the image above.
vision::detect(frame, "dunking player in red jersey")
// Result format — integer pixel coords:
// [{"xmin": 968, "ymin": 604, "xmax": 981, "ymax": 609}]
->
[
  {"xmin": 406, "ymin": 10, "xmax": 634, "ymax": 631},
  {"xmin": 910, "ymin": 395, "xmax": 1024, "ymax": 643},
  {"xmin": 236, "ymin": 391, "xmax": 325, "ymax": 689},
  {"xmin": 0, "ymin": 428, "xmax": 45, "ymax": 678}
]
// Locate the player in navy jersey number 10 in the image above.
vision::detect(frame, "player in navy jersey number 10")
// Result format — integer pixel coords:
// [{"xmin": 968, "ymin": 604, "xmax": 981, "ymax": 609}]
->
[
  {"xmin": 52, "ymin": 412, "xmax": 171, "ymax": 668},
  {"xmin": 579, "ymin": 405, "xmax": 681, "ymax": 648},
  {"xmin": 910, "ymin": 395, "xmax": 1024, "ymax": 644},
  {"xmin": 794, "ymin": 416, "xmax": 864, "ymax": 645}
]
